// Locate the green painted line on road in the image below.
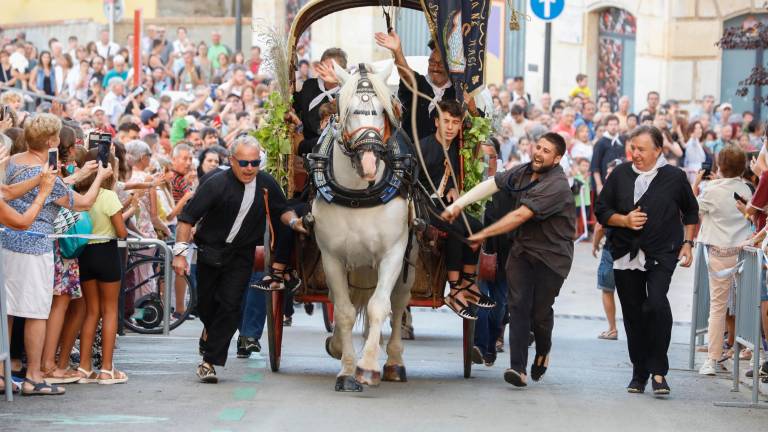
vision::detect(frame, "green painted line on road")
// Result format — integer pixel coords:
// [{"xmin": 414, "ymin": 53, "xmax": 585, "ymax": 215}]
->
[
  {"xmin": 233, "ymin": 387, "xmax": 257, "ymax": 400},
  {"xmin": 218, "ymin": 408, "xmax": 245, "ymax": 422},
  {"xmin": 241, "ymin": 372, "xmax": 263, "ymax": 383}
]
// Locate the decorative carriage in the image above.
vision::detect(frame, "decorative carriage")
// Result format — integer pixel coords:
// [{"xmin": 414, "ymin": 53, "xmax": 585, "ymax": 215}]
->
[{"xmin": 260, "ymin": 0, "xmax": 488, "ymax": 380}]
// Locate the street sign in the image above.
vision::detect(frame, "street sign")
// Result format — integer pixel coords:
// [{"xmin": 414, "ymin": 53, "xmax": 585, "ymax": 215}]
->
[{"xmin": 530, "ymin": 0, "xmax": 564, "ymax": 21}]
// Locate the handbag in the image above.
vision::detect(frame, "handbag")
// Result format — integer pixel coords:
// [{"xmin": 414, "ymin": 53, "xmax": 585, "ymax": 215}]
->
[
  {"xmin": 197, "ymin": 244, "xmax": 229, "ymax": 268},
  {"xmin": 54, "ymin": 207, "xmax": 81, "ymax": 235},
  {"xmin": 477, "ymin": 248, "xmax": 498, "ymax": 281},
  {"xmin": 59, "ymin": 211, "xmax": 93, "ymax": 259}
]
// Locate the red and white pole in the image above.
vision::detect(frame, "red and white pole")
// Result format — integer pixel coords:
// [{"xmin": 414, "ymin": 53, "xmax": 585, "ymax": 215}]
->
[{"xmin": 133, "ymin": 8, "xmax": 142, "ymax": 88}]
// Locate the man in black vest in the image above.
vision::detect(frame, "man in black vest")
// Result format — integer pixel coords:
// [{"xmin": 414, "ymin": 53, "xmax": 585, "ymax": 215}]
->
[{"xmin": 292, "ymin": 48, "xmax": 348, "ymax": 143}]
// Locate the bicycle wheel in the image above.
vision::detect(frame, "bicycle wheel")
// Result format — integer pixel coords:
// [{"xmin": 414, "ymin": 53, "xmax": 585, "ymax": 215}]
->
[{"xmin": 122, "ymin": 256, "xmax": 196, "ymax": 334}]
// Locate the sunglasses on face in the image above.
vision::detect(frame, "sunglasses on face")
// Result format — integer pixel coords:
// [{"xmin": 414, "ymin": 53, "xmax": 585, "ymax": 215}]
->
[{"xmin": 232, "ymin": 157, "xmax": 260, "ymax": 168}]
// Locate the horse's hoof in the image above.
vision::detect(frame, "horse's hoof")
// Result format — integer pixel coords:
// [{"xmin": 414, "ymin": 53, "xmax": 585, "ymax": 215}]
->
[
  {"xmin": 382, "ymin": 364, "xmax": 408, "ymax": 382},
  {"xmin": 354, "ymin": 366, "xmax": 381, "ymax": 387},
  {"xmin": 335, "ymin": 375, "xmax": 363, "ymax": 392},
  {"xmin": 325, "ymin": 337, "xmax": 341, "ymax": 360}
]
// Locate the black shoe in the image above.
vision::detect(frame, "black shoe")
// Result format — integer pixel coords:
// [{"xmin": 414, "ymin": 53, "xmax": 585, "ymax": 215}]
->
[
  {"xmin": 503, "ymin": 368, "xmax": 528, "ymax": 387},
  {"xmin": 283, "ymin": 316, "xmax": 293, "ymax": 327},
  {"xmin": 530, "ymin": 353, "xmax": 549, "ymax": 382},
  {"xmin": 745, "ymin": 361, "xmax": 768, "ymax": 378},
  {"xmin": 244, "ymin": 337, "xmax": 261, "ymax": 354},
  {"xmin": 304, "ymin": 303, "xmax": 315, "ymax": 316},
  {"xmin": 236, "ymin": 336, "xmax": 250, "ymax": 359},
  {"xmin": 196, "ymin": 362, "xmax": 218, "ymax": 383},
  {"xmin": 627, "ymin": 377, "xmax": 647, "ymax": 394},
  {"xmin": 651, "ymin": 375, "xmax": 670, "ymax": 396}
]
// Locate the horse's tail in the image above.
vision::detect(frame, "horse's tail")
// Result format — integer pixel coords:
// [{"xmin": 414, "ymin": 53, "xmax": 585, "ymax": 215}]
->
[{"xmin": 347, "ymin": 267, "xmax": 378, "ymax": 330}]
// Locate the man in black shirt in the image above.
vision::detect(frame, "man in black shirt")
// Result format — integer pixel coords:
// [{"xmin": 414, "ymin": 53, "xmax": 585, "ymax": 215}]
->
[
  {"xmin": 591, "ymin": 114, "xmax": 625, "ymax": 193},
  {"xmin": 443, "ymin": 133, "xmax": 576, "ymax": 388},
  {"xmin": 595, "ymin": 126, "xmax": 698, "ymax": 396},
  {"xmin": 292, "ymin": 48, "xmax": 347, "ymax": 143},
  {"xmin": 375, "ymin": 31, "xmax": 456, "ymax": 143},
  {"xmin": 173, "ymin": 135, "xmax": 307, "ymax": 383},
  {"xmin": 419, "ymin": 100, "xmax": 492, "ymax": 320}
]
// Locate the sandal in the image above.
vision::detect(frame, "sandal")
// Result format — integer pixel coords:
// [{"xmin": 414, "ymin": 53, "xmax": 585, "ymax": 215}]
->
[
  {"xmin": 42, "ymin": 367, "xmax": 82, "ymax": 385},
  {"xmin": 598, "ymin": 329, "xmax": 618, "ymax": 340},
  {"xmin": 531, "ymin": 353, "xmax": 550, "ymax": 381},
  {"xmin": 443, "ymin": 280, "xmax": 478, "ymax": 320},
  {"xmin": 0, "ymin": 375, "xmax": 22, "ymax": 394},
  {"xmin": 76, "ymin": 367, "xmax": 99, "ymax": 384},
  {"xmin": 252, "ymin": 268, "xmax": 302, "ymax": 292},
  {"xmin": 98, "ymin": 368, "xmax": 128, "ymax": 385},
  {"xmin": 21, "ymin": 378, "xmax": 65, "ymax": 396},
  {"xmin": 459, "ymin": 273, "xmax": 496, "ymax": 309}
]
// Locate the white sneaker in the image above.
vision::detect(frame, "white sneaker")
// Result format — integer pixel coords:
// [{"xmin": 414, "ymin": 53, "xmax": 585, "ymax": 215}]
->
[{"xmin": 699, "ymin": 359, "xmax": 717, "ymax": 376}]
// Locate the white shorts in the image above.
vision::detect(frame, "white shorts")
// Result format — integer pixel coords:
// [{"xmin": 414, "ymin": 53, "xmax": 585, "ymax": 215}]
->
[{"xmin": 3, "ymin": 249, "xmax": 54, "ymax": 319}]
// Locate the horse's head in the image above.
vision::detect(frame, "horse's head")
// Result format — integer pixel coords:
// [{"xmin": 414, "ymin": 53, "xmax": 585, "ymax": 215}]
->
[{"xmin": 333, "ymin": 61, "xmax": 398, "ymax": 183}]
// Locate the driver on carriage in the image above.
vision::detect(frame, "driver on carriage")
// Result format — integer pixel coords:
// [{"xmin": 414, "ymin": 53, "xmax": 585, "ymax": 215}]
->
[{"xmin": 418, "ymin": 99, "xmax": 496, "ymax": 320}]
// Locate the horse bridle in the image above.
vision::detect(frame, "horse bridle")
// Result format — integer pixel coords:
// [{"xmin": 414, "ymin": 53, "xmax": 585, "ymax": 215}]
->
[{"xmin": 336, "ymin": 63, "xmax": 389, "ymax": 159}]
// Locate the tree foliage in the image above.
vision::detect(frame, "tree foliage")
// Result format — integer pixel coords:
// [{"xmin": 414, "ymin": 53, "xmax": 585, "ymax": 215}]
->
[{"xmin": 717, "ymin": 20, "xmax": 768, "ymax": 103}]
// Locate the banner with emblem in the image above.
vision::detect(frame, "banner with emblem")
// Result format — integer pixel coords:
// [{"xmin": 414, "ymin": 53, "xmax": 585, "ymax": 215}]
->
[{"xmin": 421, "ymin": 0, "xmax": 491, "ymax": 98}]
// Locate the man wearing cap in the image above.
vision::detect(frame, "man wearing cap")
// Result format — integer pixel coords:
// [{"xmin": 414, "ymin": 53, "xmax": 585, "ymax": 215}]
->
[
  {"xmin": 716, "ymin": 103, "xmax": 734, "ymax": 134},
  {"xmin": 140, "ymin": 109, "xmax": 159, "ymax": 138},
  {"xmin": 375, "ymin": 30, "xmax": 455, "ymax": 143},
  {"xmin": 91, "ymin": 105, "xmax": 116, "ymax": 136}
]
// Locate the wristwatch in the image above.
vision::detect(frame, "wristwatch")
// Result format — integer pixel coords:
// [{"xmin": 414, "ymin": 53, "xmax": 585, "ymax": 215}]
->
[{"xmin": 683, "ymin": 240, "xmax": 695, "ymax": 247}]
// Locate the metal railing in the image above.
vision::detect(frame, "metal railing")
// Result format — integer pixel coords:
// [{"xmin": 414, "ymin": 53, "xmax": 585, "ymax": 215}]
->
[
  {"xmin": 0, "ymin": 231, "xmax": 174, "ymax": 402},
  {"xmin": 689, "ymin": 242, "xmax": 711, "ymax": 370},
  {"xmin": 714, "ymin": 247, "xmax": 767, "ymax": 409}
]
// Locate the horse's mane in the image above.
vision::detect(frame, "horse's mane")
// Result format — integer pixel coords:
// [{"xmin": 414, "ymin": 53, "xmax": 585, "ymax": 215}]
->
[{"xmin": 337, "ymin": 64, "xmax": 399, "ymax": 130}]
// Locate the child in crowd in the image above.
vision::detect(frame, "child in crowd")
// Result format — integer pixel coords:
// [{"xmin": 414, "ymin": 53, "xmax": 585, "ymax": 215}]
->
[
  {"xmin": 74, "ymin": 150, "xmax": 129, "ymax": 385},
  {"xmin": 569, "ymin": 73, "xmax": 592, "ymax": 99},
  {"xmin": 592, "ymin": 159, "xmax": 622, "ymax": 340},
  {"xmin": 169, "ymin": 102, "xmax": 189, "ymax": 145}
]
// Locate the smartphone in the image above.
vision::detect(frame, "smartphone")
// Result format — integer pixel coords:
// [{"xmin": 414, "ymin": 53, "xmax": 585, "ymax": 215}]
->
[
  {"xmin": 97, "ymin": 137, "xmax": 111, "ymax": 168},
  {"xmin": 701, "ymin": 161, "xmax": 712, "ymax": 177},
  {"xmin": 47, "ymin": 148, "xmax": 58, "ymax": 172},
  {"xmin": 734, "ymin": 192, "xmax": 747, "ymax": 204},
  {"xmin": 88, "ymin": 132, "xmax": 100, "ymax": 150}
]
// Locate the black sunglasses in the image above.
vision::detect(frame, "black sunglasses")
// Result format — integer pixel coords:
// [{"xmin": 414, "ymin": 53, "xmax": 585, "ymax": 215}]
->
[{"xmin": 232, "ymin": 157, "xmax": 260, "ymax": 168}]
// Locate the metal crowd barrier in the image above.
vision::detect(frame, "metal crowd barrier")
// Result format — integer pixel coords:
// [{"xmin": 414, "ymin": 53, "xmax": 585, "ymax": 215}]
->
[
  {"xmin": 0, "ymin": 86, "xmax": 68, "ymax": 104},
  {"xmin": 689, "ymin": 242, "xmax": 711, "ymax": 370},
  {"xmin": 0, "ymin": 231, "xmax": 174, "ymax": 402},
  {"xmin": 714, "ymin": 247, "xmax": 767, "ymax": 409}
]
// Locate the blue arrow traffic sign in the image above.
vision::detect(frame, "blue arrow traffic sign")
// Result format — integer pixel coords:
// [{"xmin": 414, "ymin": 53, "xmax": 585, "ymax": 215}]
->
[{"xmin": 530, "ymin": 0, "xmax": 565, "ymax": 21}]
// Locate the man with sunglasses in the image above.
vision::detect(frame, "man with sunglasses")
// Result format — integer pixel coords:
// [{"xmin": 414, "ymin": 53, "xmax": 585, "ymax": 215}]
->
[{"xmin": 173, "ymin": 135, "xmax": 307, "ymax": 383}]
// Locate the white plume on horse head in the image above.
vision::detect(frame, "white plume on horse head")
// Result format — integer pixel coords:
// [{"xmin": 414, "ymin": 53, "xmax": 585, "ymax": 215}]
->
[
  {"xmin": 332, "ymin": 59, "xmax": 351, "ymax": 85},
  {"xmin": 374, "ymin": 60, "xmax": 393, "ymax": 83}
]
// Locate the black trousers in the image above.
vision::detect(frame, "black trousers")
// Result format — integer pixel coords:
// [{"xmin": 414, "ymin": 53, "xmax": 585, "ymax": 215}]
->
[
  {"xmin": 197, "ymin": 248, "xmax": 254, "ymax": 366},
  {"xmin": 506, "ymin": 253, "xmax": 565, "ymax": 373},
  {"xmin": 614, "ymin": 266, "xmax": 674, "ymax": 378}
]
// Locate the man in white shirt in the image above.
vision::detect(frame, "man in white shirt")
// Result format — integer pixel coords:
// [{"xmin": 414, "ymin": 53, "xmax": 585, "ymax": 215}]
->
[
  {"xmin": 101, "ymin": 77, "xmax": 127, "ymax": 126},
  {"xmin": 96, "ymin": 29, "xmax": 121, "ymax": 59}
]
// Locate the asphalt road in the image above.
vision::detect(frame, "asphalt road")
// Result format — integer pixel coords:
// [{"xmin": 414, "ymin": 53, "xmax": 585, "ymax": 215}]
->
[{"xmin": 2, "ymin": 243, "xmax": 767, "ymax": 431}]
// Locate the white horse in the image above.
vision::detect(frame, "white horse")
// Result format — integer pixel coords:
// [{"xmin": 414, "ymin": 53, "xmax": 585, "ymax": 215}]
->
[{"xmin": 312, "ymin": 62, "xmax": 413, "ymax": 391}]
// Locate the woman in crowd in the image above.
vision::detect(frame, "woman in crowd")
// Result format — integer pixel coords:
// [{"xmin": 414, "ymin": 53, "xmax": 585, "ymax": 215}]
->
[
  {"xmin": 3, "ymin": 113, "xmax": 111, "ymax": 395},
  {"xmin": 197, "ymin": 147, "xmax": 222, "ymax": 179},
  {"xmin": 694, "ymin": 145, "xmax": 752, "ymax": 376},
  {"xmin": 596, "ymin": 125, "xmax": 699, "ymax": 396},
  {"xmin": 195, "ymin": 42, "xmax": 213, "ymax": 85},
  {"xmin": 28, "ymin": 51, "xmax": 58, "ymax": 98},
  {"xmin": 74, "ymin": 150, "xmax": 129, "ymax": 384},
  {"xmin": 682, "ymin": 121, "xmax": 707, "ymax": 183}
]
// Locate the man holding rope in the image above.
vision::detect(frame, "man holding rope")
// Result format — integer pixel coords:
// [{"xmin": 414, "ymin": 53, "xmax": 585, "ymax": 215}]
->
[{"xmin": 442, "ymin": 132, "xmax": 575, "ymax": 387}]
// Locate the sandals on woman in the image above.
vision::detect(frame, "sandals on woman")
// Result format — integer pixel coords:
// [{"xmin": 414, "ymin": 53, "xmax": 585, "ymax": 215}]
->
[
  {"xmin": 444, "ymin": 280, "xmax": 478, "ymax": 320},
  {"xmin": 598, "ymin": 329, "xmax": 618, "ymax": 340},
  {"xmin": 76, "ymin": 367, "xmax": 99, "ymax": 384},
  {"xmin": 0, "ymin": 375, "xmax": 22, "ymax": 394},
  {"xmin": 252, "ymin": 268, "xmax": 302, "ymax": 292},
  {"xmin": 459, "ymin": 273, "xmax": 496, "ymax": 309},
  {"xmin": 21, "ymin": 378, "xmax": 65, "ymax": 396},
  {"xmin": 98, "ymin": 368, "xmax": 128, "ymax": 385},
  {"xmin": 42, "ymin": 368, "xmax": 82, "ymax": 385}
]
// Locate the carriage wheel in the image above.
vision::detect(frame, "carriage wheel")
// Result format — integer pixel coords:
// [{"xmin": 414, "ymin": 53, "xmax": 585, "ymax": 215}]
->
[
  {"xmin": 266, "ymin": 290, "xmax": 284, "ymax": 372},
  {"xmin": 462, "ymin": 318, "xmax": 476, "ymax": 379},
  {"xmin": 321, "ymin": 303, "xmax": 334, "ymax": 333}
]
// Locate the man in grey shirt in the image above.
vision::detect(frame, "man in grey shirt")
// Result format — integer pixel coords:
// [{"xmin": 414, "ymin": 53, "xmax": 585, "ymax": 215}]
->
[{"xmin": 442, "ymin": 132, "xmax": 576, "ymax": 388}]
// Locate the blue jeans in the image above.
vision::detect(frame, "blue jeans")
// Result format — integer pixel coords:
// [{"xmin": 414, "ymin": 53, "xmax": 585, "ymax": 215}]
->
[
  {"xmin": 239, "ymin": 272, "xmax": 266, "ymax": 339},
  {"xmin": 475, "ymin": 277, "xmax": 509, "ymax": 358}
]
